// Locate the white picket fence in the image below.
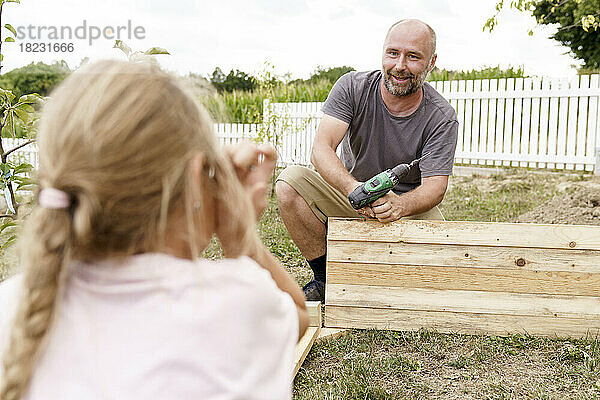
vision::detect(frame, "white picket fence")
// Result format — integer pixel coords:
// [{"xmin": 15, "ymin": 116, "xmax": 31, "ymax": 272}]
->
[
  {"xmin": 261, "ymin": 75, "xmax": 600, "ymax": 172},
  {"xmin": 5, "ymin": 75, "xmax": 600, "ymax": 173}
]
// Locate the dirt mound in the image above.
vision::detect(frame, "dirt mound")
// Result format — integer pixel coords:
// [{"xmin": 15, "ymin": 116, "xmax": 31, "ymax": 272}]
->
[{"xmin": 515, "ymin": 183, "xmax": 600, "ymax": 225}]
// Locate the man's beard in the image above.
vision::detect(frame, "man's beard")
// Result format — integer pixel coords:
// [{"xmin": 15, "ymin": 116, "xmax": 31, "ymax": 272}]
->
[{"xmin": 382, "ymin": 67, "xmax": 428, "ymax": 97}]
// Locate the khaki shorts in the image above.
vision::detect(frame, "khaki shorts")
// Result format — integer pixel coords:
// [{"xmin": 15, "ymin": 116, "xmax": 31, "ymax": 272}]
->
[{"xmin": 276, "ymin": 165, "xmax": 444, "ymax": 224}]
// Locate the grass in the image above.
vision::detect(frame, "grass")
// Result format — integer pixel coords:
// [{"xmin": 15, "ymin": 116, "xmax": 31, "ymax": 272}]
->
[{"xmin": 439, "ymin": 171, "xmax": 561, "ymax": 222}]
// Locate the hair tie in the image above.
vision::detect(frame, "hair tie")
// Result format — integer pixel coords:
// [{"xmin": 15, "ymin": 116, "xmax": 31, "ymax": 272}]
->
[{"xmin": 39, "ymin": 188, "xmax": 71, "ymax": 210}]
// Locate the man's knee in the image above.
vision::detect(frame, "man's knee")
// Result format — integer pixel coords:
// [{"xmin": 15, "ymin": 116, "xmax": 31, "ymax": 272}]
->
[{"xmin": 275, "ymin": 180, "xmax": 299, "ymax": 208}]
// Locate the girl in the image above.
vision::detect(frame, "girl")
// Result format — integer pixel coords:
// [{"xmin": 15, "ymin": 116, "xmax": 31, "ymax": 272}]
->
[{"xmin": 0, "ymin": 60, "xmax": 308, "ymax": 400}]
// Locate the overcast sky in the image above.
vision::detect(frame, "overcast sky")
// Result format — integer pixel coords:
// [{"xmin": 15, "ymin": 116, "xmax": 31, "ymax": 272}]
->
[{"xmin": 3, "ymin": 0, "xmax": 580, "ymax": 80}]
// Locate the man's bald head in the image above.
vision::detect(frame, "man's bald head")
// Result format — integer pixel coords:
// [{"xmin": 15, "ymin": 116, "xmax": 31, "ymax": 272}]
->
[{"xmin": 385, "ymin": 19, "xmax": 436, "ymax": 62}]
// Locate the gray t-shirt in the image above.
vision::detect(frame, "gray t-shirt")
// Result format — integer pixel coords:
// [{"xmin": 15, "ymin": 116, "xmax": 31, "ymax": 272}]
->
[{"xmin": 322, "ymin": 70, "xmax": 458, "ymax": 193}]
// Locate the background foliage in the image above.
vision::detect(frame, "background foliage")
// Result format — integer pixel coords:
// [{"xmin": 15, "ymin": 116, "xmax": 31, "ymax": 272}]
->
[{"xmin": 485, "ymin": 0, "xmax": 600, "ymax": 72}]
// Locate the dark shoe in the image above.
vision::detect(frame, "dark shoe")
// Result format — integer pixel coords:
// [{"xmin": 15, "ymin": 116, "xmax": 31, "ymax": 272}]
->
[{"xmin": 302, "ymin": 280, "xmax": 325, "ymax": 302}]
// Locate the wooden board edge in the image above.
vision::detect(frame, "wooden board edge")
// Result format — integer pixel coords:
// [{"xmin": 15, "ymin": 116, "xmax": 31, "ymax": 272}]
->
[
  {"xmin": 324, "ymin": 305, "xmax": 600, "ymax": 339},
  {"xmin": 306, "ymin": 301, "xmax": 322, "ymax": 327},
  {"xmin": 293, "ymin": 326, "xmax": 321, "ymax": 377},
  {"xmin": 315, "ymin": 328, "xmax": 348, "ymax": 343}
]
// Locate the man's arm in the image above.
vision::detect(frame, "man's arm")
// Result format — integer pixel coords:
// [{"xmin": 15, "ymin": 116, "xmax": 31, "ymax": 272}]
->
[
  {"xmin": 310, "ymin": 114, "xmax": 359, "ymax": 196},
  {"xmin": 369, "ymin": 175, "xmax": 449, "ymax": 223}
]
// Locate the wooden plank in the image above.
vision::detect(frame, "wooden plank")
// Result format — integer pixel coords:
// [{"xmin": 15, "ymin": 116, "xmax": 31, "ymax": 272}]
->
[
  {"xmin": 479, "ymin": 79, "xmax": 490, "ymax": 165},
  {"xmin": 316, "ymin": 328, "xmax": 348, "ymax": 342},
  {"xmin": 577, "ymin": 75, "xmax": 590, "ymax": 171},
  {"xmin": 324, "ymin": 305, "xmax": 600, "ymax": 338},
  {"xmin": 328, "ymin": 240, "xmax": 599, "ymax": 273},
  {"xmin": 327, "ymin": 218, "xmax": 600, "ymax": 250},
  {"xmin": 326, "ymin": 284, "xmax": 600, "ymax": 319},
  {"xmin": 538, "ymin": 78, "xmax": 551, "ymax": 169},
  {"xmin": 566, "ymin": 79, "xmax": 580, "ymax": 170},
  {"xmin": 441, "ymin": 87, "xmax": 600, "ymax": 99},
  {"xmin": 587, "ymin": 75, "xmax": 599, "ymax": 172},
  {"xmin": 464, "ymin": 79, "xmax": 474, "ymax": 163},
  {"xmin": 294, "ymin": 326, "xmax": 320, "ymax": 376},
  {"xmin": 486, "ymin": 79, "xmax": 497, "ymax": 166},
  {"xmin": 306, "ymin": 301, "xmax": 321, "ymax": 327},
  {"xmin": 547, "ymin": 79, "xmax": 560, "ymax": 169},
  {"xmin": 557, "ymin": 87, "xmax": 569, "ymax": 169},
  {"xmin": 511, "ymin": 78, "xmax": 523, "ymax": 167},
  {"xmin": 326, "ymin": 261, "xmax": 600, "ymax": 296},
  {"xmin": 503, "ymin": 78, "xmax": 515, "ymax": 166},
  {"xmin": 529, "ymin": 78, "xmax": 542, "ymax": 168},
  {"xmin": 495, "ymin": 78, "xmax": 506, "ymax": 166},
  {"xmin": 520, "ymin": 78, "xmax": 532, "ymax": 167},
  {"xmin": 456, "ymin": 80, "xmax": 466, "ymax": 164}
]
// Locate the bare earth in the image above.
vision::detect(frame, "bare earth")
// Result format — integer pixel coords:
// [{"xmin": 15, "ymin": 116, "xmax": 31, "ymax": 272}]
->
[{"xmin": 515, "ymin": 180, "xmax": 600, "ymax": 225}]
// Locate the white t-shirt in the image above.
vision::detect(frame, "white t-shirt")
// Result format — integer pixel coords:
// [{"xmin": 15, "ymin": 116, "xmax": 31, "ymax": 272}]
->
[{"xmin": 0, "ymin": 253, "xmax": 298, "ymax": 400}]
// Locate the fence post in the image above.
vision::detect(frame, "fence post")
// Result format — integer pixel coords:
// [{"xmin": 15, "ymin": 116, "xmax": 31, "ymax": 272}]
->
[
  {"xmin": 597, "ymin": 99, "xmax": 600, "ymax": 175},
  {"xmin": 262, "ymin": 98, "xmax": 271, "ymax": 146}
]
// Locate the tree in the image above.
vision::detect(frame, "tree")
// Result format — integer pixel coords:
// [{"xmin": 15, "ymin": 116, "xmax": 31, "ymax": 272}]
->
[
  {"xmin": 209, "ymin": 68, "xmax": 256, "ymax": 92},
  {"xmin": 0, "ymin": 0, "xmax": 43, "ymax": 248},
  {"xmin": 427, "ymin": 66, "xmax": 527, "ymax": 81},
  {"xmin": 532, "ymin": 0, "xmax": 600, "ymax": 70},
  {"xmin": 0, "ymin": 61, "xmax": 69, "ymax": 99},
  {"xmin": 306, "ymin": 66, "xmax": 355, "ymax": 84},
  {"xmin": 484, "ymin": 0, "xmax": 600, "ymax": 70}
]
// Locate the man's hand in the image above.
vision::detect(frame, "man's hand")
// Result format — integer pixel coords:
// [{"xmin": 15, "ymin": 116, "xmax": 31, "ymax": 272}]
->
[
  {"xmin": 359, "ymin": 175, "xmax": 449, "ymax": 223},
  {"xmin": 369, "ymin": 192, "xmax": 406, "ymax": 223},
  {"xmin": 224, "ymin": 141, "xmax": 277, "ymax": 219}
]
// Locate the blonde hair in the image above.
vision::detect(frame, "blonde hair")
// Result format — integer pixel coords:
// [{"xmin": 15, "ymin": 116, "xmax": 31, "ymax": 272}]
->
[{"xmin": 0, "ymin": 60, "xmax": 261, "ymax": 400}]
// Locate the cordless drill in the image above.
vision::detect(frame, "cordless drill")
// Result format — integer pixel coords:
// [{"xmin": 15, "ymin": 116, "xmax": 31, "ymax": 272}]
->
[{"xmin": 348, "ymin": 157, "xmax": 422, "ymax": 210}]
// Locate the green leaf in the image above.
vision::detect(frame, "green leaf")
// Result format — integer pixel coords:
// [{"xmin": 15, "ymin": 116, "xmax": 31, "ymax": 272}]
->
[
  {"xmin": 1, "ymin": 235, "xmax": 17, "ymax": 251},
  {"xmin": 0, "ymin": 163, "xmax": 10, "ymax": 175},
  {"xmin": 16, "ymin": 183, "xmax": 36, "ymax": 191},
  {"xmin": 144, "ymin": 47, "xmax": 170, "ymax": 55},
  {"xmin": 6, "ymin": 0, "xmax": 21, "ymax": 3},
  {"xmin": 0, "ymin": 54, "xmax": 3, "ymax": 62},
  {"xmin": 14, "ymin": 177, "xmax": 35, "ymax": 186},
  {"xmin": 13, "ymin": 107, "xmax": 30, "ymax": 124},
  {"xmin": 3, "ymin": 111, "xmax": 15, "ymax": 137},
  {"xmin": 13, "ymin": 163, "xmax": 33, "ymax": 174},
  {"xmin": 17, "ymin": 93, "xmax": 43, "ymax": 105},
  {"xmin": 0, "ymin": 88, "xmax": 16, "ymax": 104},
  {"xmin": 0, "ymin": 220, "xmax": 17, "ymax": 234},
  {"xmin": 4, "ymin": 24, "xmax": 16, "ymax": 36},
  {"xmin": 16, "ymin": 103, "xmax": 34, "ymax": 113},
  {"xmin": 4, "ymin": 37, "xmax": 14, "ymax": 42}
]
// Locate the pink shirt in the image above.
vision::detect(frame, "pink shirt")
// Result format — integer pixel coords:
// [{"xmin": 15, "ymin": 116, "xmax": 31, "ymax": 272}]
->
[{"xmin": 0, "ymin": 253, "xmax": 298, "ymax": 399}]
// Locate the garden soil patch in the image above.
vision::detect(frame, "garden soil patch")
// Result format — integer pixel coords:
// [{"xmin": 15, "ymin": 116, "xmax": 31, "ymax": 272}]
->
[{"xmin": 515, "ymin": 179, "xmax": 600, "ymax": 225}]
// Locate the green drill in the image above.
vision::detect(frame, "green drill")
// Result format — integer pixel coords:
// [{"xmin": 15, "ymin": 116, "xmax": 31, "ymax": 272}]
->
[{"xmin": 348, "ymin": 157, "xmax": 422, "ymax": 210}]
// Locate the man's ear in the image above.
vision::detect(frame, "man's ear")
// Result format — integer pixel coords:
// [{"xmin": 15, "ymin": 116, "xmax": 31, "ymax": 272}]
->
[{"xmin": 428, "ymin": 54, "xmax": 437, "ymax": 72}]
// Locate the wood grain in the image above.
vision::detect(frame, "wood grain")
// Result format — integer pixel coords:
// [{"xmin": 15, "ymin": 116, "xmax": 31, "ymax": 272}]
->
[
  {"xmin": 327, "ymin": 240, "xmax": 600, "ymax": 273},
  {"xmin": 294, "ymin": 326, "xmax": 320, "ymax": 376},
  {"xmin": 307, "ymin": 301, "xmax": 322, "ymax": 327},
  {"xmin": 326, "ymin": 261, "xmax": 600, "ymax": 296},
  {"xmin": 326, "ymin": 283, "xmax": 600, "ymax": 319},
  {"xmin": 327, "ymin": 218, "xmax": 600, "ymax": 250},
  {"xmin": 324, "ymin": 305, "xmax": 600, "ymax": 338}
]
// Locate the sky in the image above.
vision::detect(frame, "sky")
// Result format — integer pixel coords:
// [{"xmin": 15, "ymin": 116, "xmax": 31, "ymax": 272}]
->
[{"xmin": 3, "ymin": 0, "xmax": 581, "ymax": 80}]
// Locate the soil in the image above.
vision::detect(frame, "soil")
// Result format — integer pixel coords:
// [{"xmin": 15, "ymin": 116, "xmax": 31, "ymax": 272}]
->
[{"xmin": 515, "ymin": 178, "xmax": 600, "ymax": 225}]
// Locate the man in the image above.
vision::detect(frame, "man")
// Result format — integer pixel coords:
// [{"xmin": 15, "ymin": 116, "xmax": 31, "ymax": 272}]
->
[{"xmin": 276, "ymin": 19, "xmax": 459, "ymax": 301}]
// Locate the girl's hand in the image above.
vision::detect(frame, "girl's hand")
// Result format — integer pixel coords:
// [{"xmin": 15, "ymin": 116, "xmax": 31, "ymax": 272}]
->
[{"xmin": 224, "ymin": 141, "xmax": 277, "ymax": 219}]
